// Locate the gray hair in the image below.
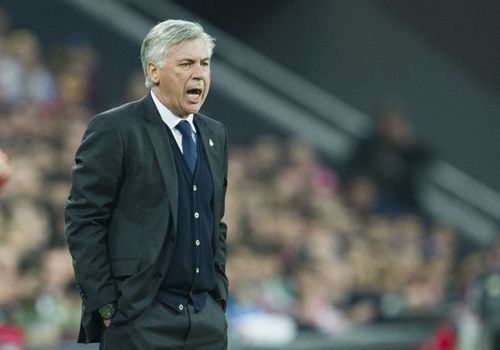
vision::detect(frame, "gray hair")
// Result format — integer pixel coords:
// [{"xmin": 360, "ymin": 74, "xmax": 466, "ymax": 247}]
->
[{"xmin": 140, "ymin": 19, "xmax": 215, "ymax": 88}]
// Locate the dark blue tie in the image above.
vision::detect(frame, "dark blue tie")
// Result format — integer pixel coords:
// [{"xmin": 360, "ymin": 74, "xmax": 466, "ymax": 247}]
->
[{"xmin": 176, "ymin": 120, "xmax": 197, "ymax": 174}]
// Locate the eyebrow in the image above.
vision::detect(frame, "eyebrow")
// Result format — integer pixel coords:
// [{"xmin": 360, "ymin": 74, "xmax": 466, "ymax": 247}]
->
[{"xmin": 178, "ymin": 57, "xmax": 210, "ymax": 62}]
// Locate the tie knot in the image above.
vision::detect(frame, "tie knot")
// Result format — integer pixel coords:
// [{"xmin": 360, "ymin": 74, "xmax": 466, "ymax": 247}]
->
[{"xmin": 176, "ymin": 120, "xmax": 192, "ymax": 137}]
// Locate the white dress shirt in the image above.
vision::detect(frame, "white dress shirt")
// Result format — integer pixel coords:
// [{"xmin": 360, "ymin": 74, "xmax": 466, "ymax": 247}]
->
[{"xmin": 150, "ymin": 90, "xmax": 197, "ymax": 153}]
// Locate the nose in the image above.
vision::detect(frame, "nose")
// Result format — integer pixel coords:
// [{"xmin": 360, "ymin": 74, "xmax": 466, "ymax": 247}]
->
[{"xmin": 192, "ymin": 62, "xmax": 209, "ymax": 79}]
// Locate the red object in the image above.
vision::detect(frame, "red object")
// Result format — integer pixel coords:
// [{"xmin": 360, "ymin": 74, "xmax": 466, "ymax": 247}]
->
[
  {"xmin": 0, "ymin": 324, "xmax": 25, "ymax": 346},
  {"xmin": 419, "ymin": 322, "xmax": 456, "ymax": 350}
]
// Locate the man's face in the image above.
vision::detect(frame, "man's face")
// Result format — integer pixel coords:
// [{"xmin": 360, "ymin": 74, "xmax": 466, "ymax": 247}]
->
[{"xmin": 149, "ymin": 38, "xmax": 211, "ymax": 117}]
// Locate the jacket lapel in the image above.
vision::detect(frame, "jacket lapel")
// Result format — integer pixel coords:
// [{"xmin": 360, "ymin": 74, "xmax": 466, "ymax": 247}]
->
[
  {"xmin": 140, "ymin": 94, "xmax": 222, "ymax": 247},
  {"xmin": 141, "ymin": 94, "xmax": 178, "ymax": 237}
]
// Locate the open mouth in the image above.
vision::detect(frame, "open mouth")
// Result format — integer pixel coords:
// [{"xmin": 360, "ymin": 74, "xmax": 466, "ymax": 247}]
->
[{"xmin": 186, "ymin": 88, "xmax": 203, "ymax": 97}]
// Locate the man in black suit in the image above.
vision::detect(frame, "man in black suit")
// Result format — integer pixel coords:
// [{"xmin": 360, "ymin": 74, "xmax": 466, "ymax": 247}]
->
[{"xmin": 65, "ymin": 20, "xmax": 229, "ymax": 349}]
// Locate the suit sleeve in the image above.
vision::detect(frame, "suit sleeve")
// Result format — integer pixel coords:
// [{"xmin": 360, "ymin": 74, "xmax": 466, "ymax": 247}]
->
[
  {"xmin": 65, "ymin": 114, "xmax": 124, "ymax": 312},
  {"xmin": 214, "ymin": 125, "xmax": 229, "ymax": 309}
]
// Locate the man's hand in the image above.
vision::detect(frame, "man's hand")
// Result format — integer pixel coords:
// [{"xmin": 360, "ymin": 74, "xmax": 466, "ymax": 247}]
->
[{"xmin": 98, "ymin": 302, "xmax": 117, "ymax": 327}]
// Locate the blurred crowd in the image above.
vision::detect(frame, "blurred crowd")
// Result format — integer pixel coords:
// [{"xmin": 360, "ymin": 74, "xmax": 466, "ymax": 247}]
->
[
  {"xmin": 226, "ymin": 137, "xmax": 448, "ymax": 337},
  {"xmin": 0, "ymin": 8, "xmax": 147, "ymax": 348},
  {"xmin": 0, "ymin": 7, "xmax": 498, "ymax": 350}
]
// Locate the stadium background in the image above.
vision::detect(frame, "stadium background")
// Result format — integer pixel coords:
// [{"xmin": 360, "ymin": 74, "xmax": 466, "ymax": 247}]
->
[{"xmin": 0, "ymin": 0, "xmax": 499, "ymax": 349}]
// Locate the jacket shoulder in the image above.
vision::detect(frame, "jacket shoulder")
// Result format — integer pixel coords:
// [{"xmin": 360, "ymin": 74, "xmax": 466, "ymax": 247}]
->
[
  {"xmin": 195, "ymin": 112, "xmax": 227, "ymax": 136},
  {"xmin": 89, "ymin": 99, "xmax": 144, "ymax": 128}
]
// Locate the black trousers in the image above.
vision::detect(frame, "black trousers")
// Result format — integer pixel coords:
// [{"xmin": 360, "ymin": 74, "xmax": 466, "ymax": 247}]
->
[{"xmin": 99, "ymin": 295, "xmax": 227, "ymax": 350}]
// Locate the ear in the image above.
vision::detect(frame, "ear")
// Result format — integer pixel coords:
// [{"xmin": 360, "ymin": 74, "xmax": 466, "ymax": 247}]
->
[{"xmin": 147, "ymin": 63, "xmax": 160, "ymax": 85}]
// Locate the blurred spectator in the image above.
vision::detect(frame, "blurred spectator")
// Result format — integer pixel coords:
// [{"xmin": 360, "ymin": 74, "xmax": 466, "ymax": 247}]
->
[
  {"xmin": 123, "ymin": 69, "xmax": 148, "ymax": 102},
  {"xmin": 349, "ymin": 104, "xmax": 432, "ymax": 213},
  {"xmin": 455, "ymin": 239, "xmax": 500, "ymax": 350},
  {"xmin": 51, "ymin": 32, "xmax": 102, "ymax": 111},
  {"xmin": 0, "ymin": 8, "xmax": 10, "ymax": 42},
  {"xmin": 0, "ymin": 149, "xmax": 11, "ymax": 195},
  {"xmin": 0, "ymin": 29, "xmax": 56, "ymax": 108},
  {"xmin": 0, "ymin": 7, "xmax": 11, "ymax": 113},
  {"xmin": 0, "ymin": 245, "xmax": 27, "ymax": 350},
  {"xmin": 14, "ymin": 248, "xmax": 80, "ymax": 346}
]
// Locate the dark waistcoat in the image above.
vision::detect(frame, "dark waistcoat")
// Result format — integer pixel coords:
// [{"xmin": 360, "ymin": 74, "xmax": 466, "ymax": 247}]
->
[{"xmin": 155, "ymin": 125, "xmax": 216, "ymax": 312}]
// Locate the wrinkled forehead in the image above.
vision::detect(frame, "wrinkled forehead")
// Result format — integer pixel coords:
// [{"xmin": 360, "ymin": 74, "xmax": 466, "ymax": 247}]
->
[{"xmin": 164, "ymin": 38, "xmax": 211, "ymax": 60}]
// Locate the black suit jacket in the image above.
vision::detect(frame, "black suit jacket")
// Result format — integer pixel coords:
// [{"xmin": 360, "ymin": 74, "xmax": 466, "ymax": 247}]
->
[{"xmin": 65, "ymin": 93, "xmax": 229, "ymax": 343}]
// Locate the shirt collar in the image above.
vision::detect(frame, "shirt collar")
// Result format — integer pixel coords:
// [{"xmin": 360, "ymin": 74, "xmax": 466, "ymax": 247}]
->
[{"xmin": 150, "ymin": 90, "xmax": 196, "ymax": 133}]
